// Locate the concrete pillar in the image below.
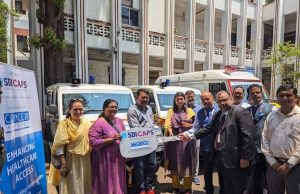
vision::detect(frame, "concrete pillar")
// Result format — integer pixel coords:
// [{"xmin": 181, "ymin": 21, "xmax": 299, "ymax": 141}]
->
[
  {"xmin": 204, "ymin": 0, "xmax": 215, "ymax": 70},
  {"xmin": 29, "ymin": 0, "xmax": 44, "ymax": 117},
  {"xmin": 74, "ymin": 0, "xmax": 89, "ymax": 83},
  {"xmin": 139, "ymin": 0, "xmax": 149, "ymax": 84},
  {"xmin": 251, "ymin": 0, "xmax": 263, "ymax": 77},
  {"xmin": 270, "ymin": 0, "xmax": 284, "ymax": 99},
  {"xmin": 184, "ymin": 0, "xmax": 196, "ymax": 72},
  {"xmin": 110, "ymin": 0, "xmax": 123, "ymax": 85},
  {"xmin": 221, "ymin": 0, "xmax": 232, "ymax": 66},
  {"xmin": 236, "ymin": 0, "xmax": 248, "ymax": 66},
  {"xmin": 163, "ymin": 0, "xmax": 175, "ymax": 75}
]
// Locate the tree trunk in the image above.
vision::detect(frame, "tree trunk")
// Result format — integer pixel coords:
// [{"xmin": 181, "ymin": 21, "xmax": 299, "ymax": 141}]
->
[{"xmin": 42, "ymin": 0, "xmax": 65, "ymax": 87}]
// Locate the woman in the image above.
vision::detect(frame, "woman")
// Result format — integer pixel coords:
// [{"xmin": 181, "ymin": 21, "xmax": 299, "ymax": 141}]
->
[
  {"xmin": 49, "ymin": 98, "xmax": 92, "ymax": 194},
  {"xmin": 164, "ymin": 92, "xmax": 196, "ymax": 194},
  {"xmin": 89, "ymin": 99, "xmax": 126, "ymax": 194}
]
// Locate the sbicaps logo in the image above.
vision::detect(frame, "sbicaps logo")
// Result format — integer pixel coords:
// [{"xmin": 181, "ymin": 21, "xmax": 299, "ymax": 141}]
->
[
  {"xmin": 121, "ymin": 133, "xmax": 128, "ymax": 139},
  {"xmin": 2, "ymin": 77, "xmax": 27, "ymax": 88}
]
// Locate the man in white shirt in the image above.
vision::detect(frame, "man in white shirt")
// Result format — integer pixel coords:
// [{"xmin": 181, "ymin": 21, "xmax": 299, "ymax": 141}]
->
[
  {"xmin": 232, "ymin": 86, "xmax": 251, "ymax": 108},
  {"xmin": 262, "ymin": 84, "xmax": 300, "ymax": 194}
]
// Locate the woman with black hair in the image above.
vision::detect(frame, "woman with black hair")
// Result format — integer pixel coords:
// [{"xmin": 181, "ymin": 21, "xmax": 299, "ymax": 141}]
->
[
  {"xmin": 164, "ymin": 92, "xmax": 196, "ymax": 194},
  {"xmin": 89, "ymin": 99, "xmax": 127, "ymax": 194},
  {"xmin": 49, "ymin": 98, "xmax": 92, "ymax": 194}
]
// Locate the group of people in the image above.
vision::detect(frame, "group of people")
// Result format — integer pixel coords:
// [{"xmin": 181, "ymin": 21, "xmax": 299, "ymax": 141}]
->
[
  {"xmin": 48, "ymin": 84, "xmax": 300, "ymax": 194},
  {"xmin": 179, "ymin": 84, "xmax": 300, "ymax": 194},
  {"xmin": 48, "ymin": 88, "xmax": 157, "ymax": 194}
]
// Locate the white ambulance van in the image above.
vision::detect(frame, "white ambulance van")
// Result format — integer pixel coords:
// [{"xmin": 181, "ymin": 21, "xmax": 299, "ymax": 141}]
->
[
  {"xmin": 128, "ymin": 85, "xmax": 202, "ymax": 128},
  {"xmin": 45, "ymin": 83, "xmax": 135, "ymax": 138},
  {"xmin": 45, "ymin": 82, "xmax": 164, "ymax": 159},
  {"xmin": 155, "ymin": 66, "xmax": 270, "ymax": 102}
]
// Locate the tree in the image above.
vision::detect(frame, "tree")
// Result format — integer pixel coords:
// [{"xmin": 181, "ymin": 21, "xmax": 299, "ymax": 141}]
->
[
  {"xmin": 30, "ymin": 0, "xmax": 66, "ymax": 87},
  {"xmin": 268, "ymin": 42, "xmax": 300, "ymax": 86},
  {"xmin": 0, "ymin": 0, "xmax": 18, "ymax": 63}
]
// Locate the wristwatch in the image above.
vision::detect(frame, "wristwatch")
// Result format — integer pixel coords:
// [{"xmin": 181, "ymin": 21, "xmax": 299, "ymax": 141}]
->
[{"xmin": 286, "ymin": 162, "xmax": 294, "ymax": 169}]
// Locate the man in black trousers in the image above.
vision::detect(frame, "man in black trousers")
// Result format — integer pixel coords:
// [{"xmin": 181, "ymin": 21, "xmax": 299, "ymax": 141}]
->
[
  {"xmin": 180, "ymin": 91, "xmax": 256, "ymax": 194},
  {"xmin": 247, "ymin": 84, "xmax": 274, "ymax": 194}
]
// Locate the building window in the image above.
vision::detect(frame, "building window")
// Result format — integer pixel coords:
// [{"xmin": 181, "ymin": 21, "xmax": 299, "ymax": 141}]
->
[
  {"xmin": 17, "ymin": 35, "xmax": 29, "ymax": 52},
  {"xmin": 122, "ymin": 6, "xmax": 139, "ymax": 27},
  {"xmin": 15, "ymin": 0, "xmax": 26, "ymax": 15},
  {"xmin": 263, "ymin": 24, "xmax": 273, "ymax": 49},
  {"xmin": 284, "ymin": 32, "xmax": 296, "ymax": 44}
]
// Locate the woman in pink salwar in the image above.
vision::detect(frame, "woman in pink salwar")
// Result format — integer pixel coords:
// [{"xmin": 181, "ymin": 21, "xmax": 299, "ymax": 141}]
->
[{"xmin": 89, "ymin": 99, "xmax": 127, "ymax": 194}]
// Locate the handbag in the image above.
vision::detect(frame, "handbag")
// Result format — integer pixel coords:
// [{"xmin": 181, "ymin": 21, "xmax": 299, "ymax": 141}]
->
[
  {"xmin": 51, "ymin": 154, "xmax": 62, "ymax": 170},
  {"xmin": 51, "ymin": 146, "xmax": 67, "ymax": 170}
]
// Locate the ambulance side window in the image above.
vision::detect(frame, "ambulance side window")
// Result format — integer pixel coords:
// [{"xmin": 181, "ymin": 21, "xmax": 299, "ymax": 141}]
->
[{"xmin": 209, "ymin": 82, "xmax": 227, "ymax": 99}]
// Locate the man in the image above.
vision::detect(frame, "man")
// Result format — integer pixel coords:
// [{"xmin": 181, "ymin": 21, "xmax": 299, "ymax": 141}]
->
[
  {"xmin": 0, "ymin": 80, "xmax": 4, "ymax": 172},
  {"xmin": 180, "ymin": 91, "xmax": 256, "ymax": 194},
  {"xmin": 233, "ymin": 86, "xmax": 251, "ymax": 108},
  {"xmin": 261, "ymin": 84, "xmax": 300, "ymax": 194},
  {"xmin": 185, "ymin": 90, "xmax": 201, "ymax": 185},
  {"xmin": 184, "ymin": 91, "xmax": 219, "ymax": 194},
  {"xmin": 127, "ymin": 88, "xmax": 156, "ymax": 194},
  {"xmin": 185, "ymin": 90, "xmax": 201, "ymax": 114},
  {"xmin": 247, "ymin": 84, "xmax": 274, "ymax": 194}
]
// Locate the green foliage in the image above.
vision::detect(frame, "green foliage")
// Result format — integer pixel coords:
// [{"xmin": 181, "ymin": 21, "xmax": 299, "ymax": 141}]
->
[
  {"xmin": 30, "ymin": 0, "xmax": 66, "ymax": 50},
  {"xmin": 268, "ymin": 42, "xmax": 300, "ymax": 85},
  {"xmin": 0, "ymin": 0, "xmax": 19, "ymax": 63},
  {"xmin": 29, "ymin": 26, "xmax": 66, "ymax": 49},
  {"xmin": 0, "ymin": 0, "xmax": 9, "ymax": 63}
]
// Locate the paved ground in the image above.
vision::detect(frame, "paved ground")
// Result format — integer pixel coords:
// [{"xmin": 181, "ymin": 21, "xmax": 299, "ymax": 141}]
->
[{"xmin": 47, "ymin": 166, "xmax": 221, "ymax": 194}]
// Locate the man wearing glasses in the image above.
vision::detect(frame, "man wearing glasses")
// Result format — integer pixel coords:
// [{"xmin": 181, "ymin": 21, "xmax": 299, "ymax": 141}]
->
[
  {"xmin": 0, "ymin": 80, "xmax": 4, "ymax": 172},
  {"xmin": 180, "ymin": 91, "xmax": 256, "ymax": 194}
]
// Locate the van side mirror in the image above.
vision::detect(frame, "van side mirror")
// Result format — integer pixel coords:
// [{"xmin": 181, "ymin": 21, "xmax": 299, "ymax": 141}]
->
[
  {"xmin": 149, "ymin": 102, "xmax": 156, "ymax": 114},
  {"xmin": 49, "ymin": 104, "xmax": 58, "ymax": 114}
]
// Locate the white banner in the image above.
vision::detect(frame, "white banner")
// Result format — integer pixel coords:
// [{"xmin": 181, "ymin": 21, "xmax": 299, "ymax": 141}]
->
[
  {"xmin": 120, "ymin": 127, "xmax": 158, "ymax": 158},
  {"xmin": 0, "ymin": 63, "xmax": 47, "ymax": 194}
]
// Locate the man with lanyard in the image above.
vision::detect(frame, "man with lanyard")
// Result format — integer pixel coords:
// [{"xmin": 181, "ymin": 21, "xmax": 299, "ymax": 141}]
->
[
  {"xmin": 262, "ymin": 84, "xmax": 300, "ymax": 194},
  {"xmin": 183, "ymin": 91, "xmax": 220, "ymax": 194},
  {"xmin": 247, "ymin": 84, "xmax": 274, "ymax": 194},
  {"xmin": 127, "ymin": 88, "xmax": 156, "ymax": 194},
  {"xmin": 0, "ymin": 80, "xmax": 4, "ymax": 172},
  {"xmin": 185, "ymin": 90, "xmax": 201, "ymax": 185},
  {"xmin": 180, "ymin": 91, "xmax": 255, "ymax": 194},
  {"xmin": 233, "ymin": 86, "xmax": 251, "ymax": 108}
]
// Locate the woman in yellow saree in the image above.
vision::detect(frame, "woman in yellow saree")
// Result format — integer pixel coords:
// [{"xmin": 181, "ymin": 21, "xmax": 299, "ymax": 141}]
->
[{"xmin": 48, "ymin": 98, "xmax": 92, "ymax": 194}]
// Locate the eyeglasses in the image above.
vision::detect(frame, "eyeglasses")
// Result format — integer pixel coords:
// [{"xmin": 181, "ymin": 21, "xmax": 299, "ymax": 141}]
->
[{"xmin": 217, "ymin": 98, "xmax": 230, "ymax": 103}]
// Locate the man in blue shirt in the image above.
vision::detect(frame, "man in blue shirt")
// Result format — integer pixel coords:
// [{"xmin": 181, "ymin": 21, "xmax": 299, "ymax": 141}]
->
[
  {"xmin": 184, "ymin": 91, "xmax": 220, "ymax": 194},
  {"xmin": 185, "ymin": 90, "xmax": 202, "ymax": 184}
]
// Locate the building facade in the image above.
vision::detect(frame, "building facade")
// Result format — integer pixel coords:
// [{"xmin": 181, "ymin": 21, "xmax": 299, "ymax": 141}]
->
[{"xmin": 5, "ymin": 0, "xmax": 300, "ymax": 97}]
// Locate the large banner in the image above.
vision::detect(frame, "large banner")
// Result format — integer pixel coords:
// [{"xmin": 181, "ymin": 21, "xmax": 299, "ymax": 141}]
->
[{"xmin": 0, "ymin": 63, "xmax": 47, "ymax": 194}]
